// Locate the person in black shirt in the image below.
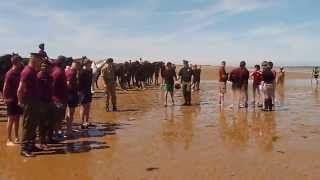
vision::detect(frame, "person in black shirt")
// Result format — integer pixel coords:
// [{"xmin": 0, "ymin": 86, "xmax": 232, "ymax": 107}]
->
[
  {"xmin": 178, "ymin": 60, "xmax": 194, "ymax": 105},
  {"xmin": 163, "ymin": 62, "xmax": 177, "ymax": 106},
  {"xmin": 261, "ymin": 62, "xmax": 275, "ymax": 111}
]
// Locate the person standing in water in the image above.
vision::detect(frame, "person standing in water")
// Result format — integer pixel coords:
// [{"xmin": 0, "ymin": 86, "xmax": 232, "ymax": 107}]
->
[
  {"xmin": 261, "ymin": 62, "xmax": 275, "ymax": 111},
  {"xmin": 192, "ymin": 65, "xmax": 201, "ymax": 91},
  {"xmin": 178, "ymin": 60, "xmax": 194, "ymax": 106},
  {"xmin": 79, "ymin": 60, "xmax": 93, "ymax": 129},
  {"xmin": 312, "ymin": 67, "xmax": 319, "ymax": 86},
  {"xmin": 102, "ymin": 58, "xmax": 117, "ymax": 112},
  {"xmin": 3, "ymin": 55, "xmax": 23, "ymax": 146},
  {"xmin": 218, "ymin": 61, "xmax": 228, "ymax": 106},
  {"xmin": 277, "ymin": 67, "xmax": 285, "ymax": 86},
  {"xmin": 65, "ymin": 61, "xmax": 80, "ymax": 137},
  {"xmin": 239, "ymin": 61, "xmax": 250, "ymax": 108},
  {"xmin": 251, "ymin": 65, "xmax": 262, "ymax": 107},
  {"xmin": 163, "ymin": 62, "xmax": 177, "ymax": 107}
]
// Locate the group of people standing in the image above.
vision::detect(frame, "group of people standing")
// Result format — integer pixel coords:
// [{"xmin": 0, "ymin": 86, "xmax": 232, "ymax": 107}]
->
[
  {"xmin": 3, "ymin": 44, "xmax": 288, "ymax": 158},
  {"xmin": 219, "ymin": 60, "xmax": 285, "ymax": 111},
  {"xmin": 2, "ymin": 44, "xmax": 111, "ymax": 157},
  {"xmin": 162, "ymin": 60, "xmax": 201, "ymax": 106}
]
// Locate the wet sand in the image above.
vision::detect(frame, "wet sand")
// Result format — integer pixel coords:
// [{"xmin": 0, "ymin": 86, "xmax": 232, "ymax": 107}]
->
[{"xmin": 1, "ymin": 66, "xmax": 320, "ymax": 180}]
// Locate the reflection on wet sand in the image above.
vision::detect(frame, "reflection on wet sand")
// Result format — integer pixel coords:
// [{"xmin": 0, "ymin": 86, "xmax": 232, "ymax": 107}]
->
[
  {"xmin": 1, "ymin": 78, "xmax": 320, "ymax": 179},
  {"xmin": 219, "ymin": 110, "xmax": 249, "ymax": 150}
]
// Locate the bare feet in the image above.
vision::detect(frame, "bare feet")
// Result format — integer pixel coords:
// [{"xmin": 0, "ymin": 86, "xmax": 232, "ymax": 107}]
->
[{"xmin": 6, "ymin": 140, "xmax": 15, "ymax": 147}]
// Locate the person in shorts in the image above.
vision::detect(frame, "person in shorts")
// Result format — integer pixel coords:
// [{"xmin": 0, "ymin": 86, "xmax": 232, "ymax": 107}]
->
[
  {"xmin": 65, "ymin": 61, "xmax": 80, "ymax": 136},
  {"xmin": 163, "ymin": 62, "xmax": 177, "ymax": 106},
  {"xmin": 3, "ymin": 55, "xmax": 23, "ymax": 146},
  {"xmin": 218, "ymin": 61, "xmax": 228, "ymax": 106},
  {"xmin": 79, "ymin": 59, "xmax": 93, "ymax": 129},
  {"xmin": 251, "ymin": 65, "xmax": 262, "ymax": 107}
]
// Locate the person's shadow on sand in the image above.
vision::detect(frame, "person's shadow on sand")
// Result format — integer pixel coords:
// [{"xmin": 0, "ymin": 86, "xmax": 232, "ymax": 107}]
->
[{"xmin": 33, "ymin": 122, "xmax": 130, "ymax": 156}]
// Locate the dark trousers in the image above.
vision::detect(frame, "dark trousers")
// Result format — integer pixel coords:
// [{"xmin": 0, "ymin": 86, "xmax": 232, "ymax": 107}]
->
[
  {"xmin": 21, "ymin": 99, "xmax": 40, "ymax": 151},
  {"xmin": 39, "ymin": 102, "xmax": 54, "ymax": 144},
  {"xmin": 182, "ymin": 81, "xmax": 192, "ymax": 104},
  {"xmin": 105, "ymin": 83, "xmax": 117, "ymax": 109}
]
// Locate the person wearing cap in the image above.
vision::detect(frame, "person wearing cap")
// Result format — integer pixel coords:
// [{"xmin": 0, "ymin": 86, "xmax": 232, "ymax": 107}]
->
[
  {"xmin": 37, "ymin": 62, "xmax": 53, "ymax": 147},
  {"xmin": 65, "ymin": 61, "xmax": 80, "ymax": 136},
  {"xmin": 50, "ymin": 56, "xmax": 68, "ymax": 141},
  {"xmin": 79, "ymin": 59, "xmax": 93, "ymax": 129},
  {"xmin": 102, "ymin": 58, "xmax": 117, "ymax": 112},
  {"xmin": 178, "ymin": 60, "xmax": 194, "ymax": 105},
  {"xmin": 38, "ymin": 43, "xmax": 48, "ymax": 60},
  {"xmin": 17, "ymin": 53, "xmax": 43, "ymax": 157},
  {"xmin": 3, "ymin": 55, "xmax": 23, "ymax": 146}
]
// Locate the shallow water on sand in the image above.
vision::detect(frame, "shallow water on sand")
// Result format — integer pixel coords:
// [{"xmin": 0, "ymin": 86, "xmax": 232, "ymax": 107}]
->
[{"xmin": 0, "ymin": 79, "xmax": 320, "ymax": 180}]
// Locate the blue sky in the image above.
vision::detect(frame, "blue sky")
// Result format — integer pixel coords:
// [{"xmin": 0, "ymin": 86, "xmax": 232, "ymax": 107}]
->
[{"xmin": 0, "ymin": 0, "xmax": 319, "ymax": 66}]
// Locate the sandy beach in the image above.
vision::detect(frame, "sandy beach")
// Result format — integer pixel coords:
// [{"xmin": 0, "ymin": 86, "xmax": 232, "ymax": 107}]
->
[{"xmin": 0, "ymin": 66, "xmax": 320, "ymax": 180}]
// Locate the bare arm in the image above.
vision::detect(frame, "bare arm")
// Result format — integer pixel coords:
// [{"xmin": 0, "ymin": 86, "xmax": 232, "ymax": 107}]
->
[
  {"xmin": 17, "ymin": 81, "xmax": 26, "ymax": 105},
  {"xmin": 2, "ymin": 81, "xmax": 10, "ymax": 102}
]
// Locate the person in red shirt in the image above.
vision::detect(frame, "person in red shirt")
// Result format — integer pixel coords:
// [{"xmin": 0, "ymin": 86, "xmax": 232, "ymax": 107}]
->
[
  {"xmin": 3, "ymin": 55, "xmax": 23, "ymax": 146},
  {"xmin": 251, "ymin": 65, "xmax": 262, "ymax": 107},
  {"xmin": 65, "ymin": 61, "xmax": 80, "ymax": 136},
  {"xmin": 228, "ymin": 61, "xmax": 249, "ymax": 109},
  {"xmin": 17, "ymin": 53, "xmax": 43, "ymax": 157},
  {"xmin": 50, "ymin": 56, "xmax": 68, "ymax": 140},
  {"xmin": 37, "ymin": 62, "xmax": 53, "ymax": 147},
  {"xmin": 269, "ymin": 61, "xmax": 277, "ymax": 105},
  {"xmin": 218, "ymin": 61, "xmax": 228, "ymax": 106}
]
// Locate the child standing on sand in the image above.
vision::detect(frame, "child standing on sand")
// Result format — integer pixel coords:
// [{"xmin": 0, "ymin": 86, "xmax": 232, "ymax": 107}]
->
[{"xmin": 251, "ymin": 65, "xmax": 262, "ymax": 107}]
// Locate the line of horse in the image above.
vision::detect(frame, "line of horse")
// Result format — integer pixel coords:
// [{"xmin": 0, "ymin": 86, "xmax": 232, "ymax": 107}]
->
[{"xmin": 0, "ymin": 54, "xmax": 167, "ymax": 93}]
